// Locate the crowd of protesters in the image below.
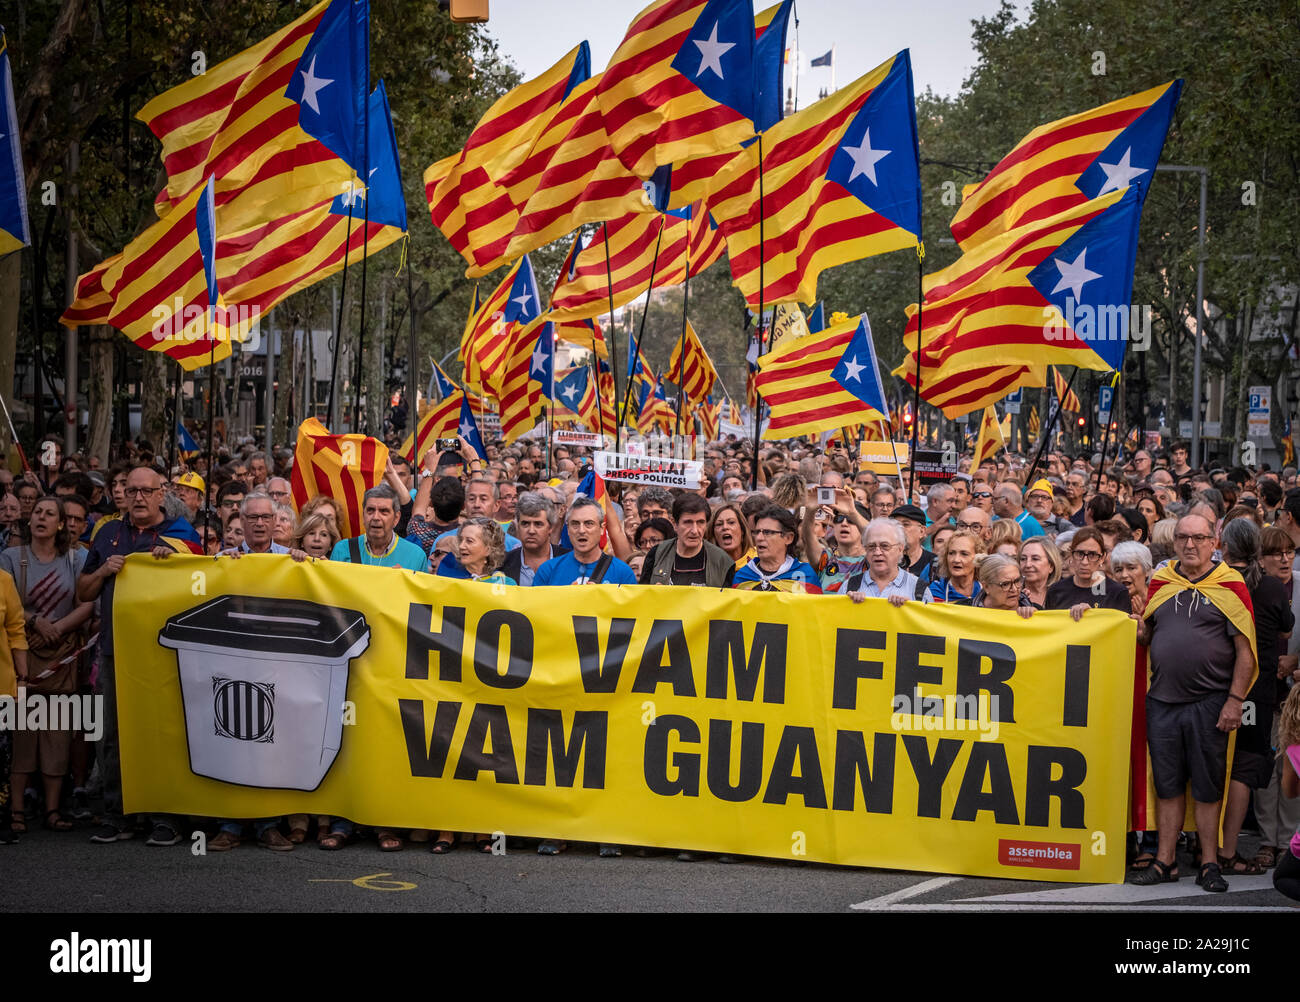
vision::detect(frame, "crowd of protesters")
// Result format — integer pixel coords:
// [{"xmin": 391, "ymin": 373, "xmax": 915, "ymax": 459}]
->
[{"xmin": 0, "ymin": 426, "xmax": 1298, "ymax": 898}]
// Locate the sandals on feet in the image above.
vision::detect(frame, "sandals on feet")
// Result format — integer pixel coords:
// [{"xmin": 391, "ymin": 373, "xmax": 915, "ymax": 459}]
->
[
  {"xmin": 377, "ymin": 833, "xmax": 404, "ymax": 852},
  {"xmin": 1217, "ymin": 852, "xmax": 1262, "ymax": 876},
  {"xmin": 1130, "ymin": 857, "xmax": 1178, "ymax": 885},
  {"xmin": 318, "ymin": 832, "xmax": 347, "ymax": 851},
  {"xmin": 1254, "ymin": 845, "xmax": 1279, "ymax": 869},
  {"xmin": 1129, "ymin": 852, "xmax": 1156, "ymax": 872},
  {"xmin": 44, "ymin": 811, "xmax": 74, "ymax": 832},
  {"xmin": 1197, "ymin": 861, "xmax": 1228, "ymax": 892},
  {"xmin": 10, "ymin": 811, "xmax": 26, "ymax": 834}
]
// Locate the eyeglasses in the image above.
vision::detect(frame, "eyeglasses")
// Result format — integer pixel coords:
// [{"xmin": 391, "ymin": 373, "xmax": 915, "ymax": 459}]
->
[
  {"xmin": 1173, "ymin": 533, "xmax": 1214, "ymax": 544},
  {"xmin": 972, "ymin": 491, "xmax": 993, "ymax": 500},
  {"xmin": 864, "ymin": 542, "xmax": 898, "ymax": 551},
  {"xmin": 1072, "ymin": 549, "xmax": 1103, "ymax": 561},
  {"xmin": 753, "ymin": 528, "xmax": 787, "ymax": 537},
  {"xmin": 1264, "ymin": 548, "xmax": 1297, "ymax": 558},
  {"xmin": 954, "ymin": 521, "xmax": 984, "ymax": 531},
  {"xmin": 243, "ymin": 512, "xmax": 273, "ymax": 522},
  {"xmin": 123, "ymin": 486, "xmax": 161, "ymax": 498},
  {"xmin": 995, "ymin": 577, "xmax": 1023, "ymax": 590}
]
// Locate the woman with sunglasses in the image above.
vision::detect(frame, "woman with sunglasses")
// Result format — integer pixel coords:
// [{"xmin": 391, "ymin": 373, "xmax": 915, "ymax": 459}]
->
[{"xmin": 1044, "ymin": 525, "xmax": 1133, "ymax": 619}]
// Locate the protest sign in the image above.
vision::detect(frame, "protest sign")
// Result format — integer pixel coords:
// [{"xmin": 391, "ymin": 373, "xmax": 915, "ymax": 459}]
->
[
  {"xmin": 116, "ymin": 557, "xmax": 1135, "ymax": 883},
  {"xmin": 594, "ymin": 451, "xmax": 703, "ymax": 489}
]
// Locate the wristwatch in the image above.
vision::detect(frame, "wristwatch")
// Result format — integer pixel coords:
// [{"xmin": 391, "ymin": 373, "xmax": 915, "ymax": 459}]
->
[{"xmin": 419, "ymin": 471, "xmax": 434, "ymax": 481}]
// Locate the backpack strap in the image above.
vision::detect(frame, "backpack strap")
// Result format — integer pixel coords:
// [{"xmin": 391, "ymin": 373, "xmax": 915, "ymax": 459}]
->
[
  {"xmin": 588, "ymin": 553, "xmax": 613, "ymax": 584},
  {"xmin": 348, "ymin": 538, "xmax": 363, "ymax": 564}
]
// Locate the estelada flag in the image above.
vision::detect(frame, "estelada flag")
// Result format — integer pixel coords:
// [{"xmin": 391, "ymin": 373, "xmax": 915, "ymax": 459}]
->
[
  {"xmin": 1053, "ymin": 366, "xmax": 1082, "ymax": 411},
  {"xmin": 707, "ymin": 50, "xmax": 920, "ymax": 308},
  {"xmin": 399, "ymin": 391, "xmax": 462, "ymax": 466},
  {"xmin": 971, "ymin": 406, "xmax": 1005, "ymax": 467},
  {"xmin": 1132, "ymin": 561, "xmax": 1257, "ymax": 838},
  {"xmin": 289, "ymin": 417, "xmax": 389, "ymax": 540},
  {"xmin": 951, "ymin": 80, "xmax": 1182, "ymax": 252},
  {"xmin": 597, "ymin": 0, "xmax": 758, "ymax": 178},
  {"xmin": 0, "ymin": 26, "xmax": 31, "ymax": 258}
]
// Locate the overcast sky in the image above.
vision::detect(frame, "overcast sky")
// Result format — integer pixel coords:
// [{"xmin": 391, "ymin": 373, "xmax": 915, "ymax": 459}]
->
[{"xmin": 483, "ymin": 0, "xmax": 1020, "ymax": 102}]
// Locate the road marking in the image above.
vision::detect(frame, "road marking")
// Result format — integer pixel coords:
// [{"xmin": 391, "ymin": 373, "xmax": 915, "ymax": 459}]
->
[
  {"xmin": 308, "ymin": 872, "xmax": 417, "ymax": 892},
  {"xmin": 960, "ymin": 873, "xmax": 1277, "ymax": 905},
  {"xmin": 850, "ymin": 876, "xmax": 962, "ymax": 910},
  {"xmin": 860, "ymin": 903, "xmax": 1298, "ymax": 913}
]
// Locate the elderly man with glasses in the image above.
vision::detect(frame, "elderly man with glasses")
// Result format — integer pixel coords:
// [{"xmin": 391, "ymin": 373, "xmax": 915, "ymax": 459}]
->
[{"xmin": 846, "ymin": 519, "xmax": 929, "ymax": 605}]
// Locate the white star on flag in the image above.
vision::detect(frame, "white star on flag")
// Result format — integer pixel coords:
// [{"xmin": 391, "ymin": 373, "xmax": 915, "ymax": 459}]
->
[
  {"xmin": 841, "ymin": 129, "xmax": 890, "ymax": 186},
  {"xmin": 1096, "ymin": 147, "xmax": 1147, "ymax": 196},
  {"xmin": 512, "ymin": 291, "xmax": 534, "ymax": 313},
  {"xmin": 298, "ymin": 56, "xmax": 333, "ymax": 115},
  {"xmin": 339, "ymin": 170, "xmax": 377, "ymax": 209},
  {"xmin": 531, "ymin": 343, "xmax": 549, "ymax": 377},
  {"xmin": 1050, "ymin": 247, "xmax": 1102, "ymax": 302},
  {"xmin": 459, "ymin": 419, "xmax": 474, "ymax": 439},
  {"xmin": 692, "ymin": 23, "xmax": 735, "ymax": 79},
  {"xmin": 841, "ymin": 356, "xmax": 865, "ymax": 382},
  {"xmin": 562, "ymin": 384, "xmax": 578, "ymax": 402}
]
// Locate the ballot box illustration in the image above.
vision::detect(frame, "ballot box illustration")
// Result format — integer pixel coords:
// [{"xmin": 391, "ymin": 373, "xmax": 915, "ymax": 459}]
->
[{"xmin": 159, "ymin": 595, "xmax": 371, "ymax": 790}]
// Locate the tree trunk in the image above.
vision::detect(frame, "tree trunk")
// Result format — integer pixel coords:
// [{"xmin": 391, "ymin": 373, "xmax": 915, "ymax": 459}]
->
[
  {"xmin": 140, "ymin": 349, "xmax": 168, "ymax": 450},
  {"xmin": 273, "ymin": 330, "xmax": 294, "ymax": 448},
  {"xmin": 86, "ymin": 326, "xmax": 114, "ymax": 465}
]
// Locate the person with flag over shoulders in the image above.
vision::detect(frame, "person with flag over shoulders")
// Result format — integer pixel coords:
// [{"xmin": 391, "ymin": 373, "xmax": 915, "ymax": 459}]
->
[
  {"xmin": 77, "ymin": 466, "xmax": 201, "ymax": 846},
  {"xmin": 1130, "ymin": 514, "xmax": 1258, "ymax": 892},
  {"xmin": 733, "ymin": 506, "xmax": 821, "ymax": 593}
]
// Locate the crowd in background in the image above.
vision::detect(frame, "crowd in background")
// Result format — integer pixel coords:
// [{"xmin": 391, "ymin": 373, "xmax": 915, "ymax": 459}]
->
[{"xmin": 1, "ymin": 426, "xmax": 1298, "ymax": 897}]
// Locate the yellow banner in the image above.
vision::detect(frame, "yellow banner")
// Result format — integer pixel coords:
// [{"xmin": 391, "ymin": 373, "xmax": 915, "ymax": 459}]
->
[{"xmin": 116, "ymin": 556, "xmax": 1136, "ymax": 882}]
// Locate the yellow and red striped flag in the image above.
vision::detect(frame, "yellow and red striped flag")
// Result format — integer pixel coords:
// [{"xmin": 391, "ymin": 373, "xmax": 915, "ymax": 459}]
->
[
  {"xmin": 597, "ymin": 0, "xmax": 759, "ymax": 179},
  {"xmin": 707, "ymin": 51, "xmax": 921, "ymax": 307},
  {"xmin": 289, "ymin": 417, "xmax": 389, "ymax": 540},
  {"xmin": 547, "ymin": 208, "xmax": 724, "ymax": 321},
  {"xmin": 100, "ymin": 177, "xmax": 237, "ymax": 371},
  {"xmin": 425, "ymin": 43, "xmax": 592, "ymax": 274},
  {"xmin": 754, "ymin": 314, "xmax": 883, "ymax": 439},
  {"xmin": 554, "ymin": 365, "xmax": 600, "ymax": 432},
  {"xmin": 497, "ymin": 318, "xmax": 551, "ymax": 444},
  {"xmin": 497, "ymin": 72, "xmax": 654, "ymax": 266},
  {"xmin": 667, "ymin": 320, "xmax": 719, "ymax": 404},
  {"xmin": 461, "ymin": 255, "xmax": 541, "ymax": 398},
  {"xmin": 697, "ymin": 398, "xmax": 721, "ymax": 441},
  {"xmin": 971, "ymin": 405, "xmax": 1005, "ymax": 467},
  {"xmin": 1053, "ymin": 366, "xmax": 1082, "ymax": 411},
  {"xmin": 951, "ymin": 80, "xmax": 1182, "ymax": 251},
  {"xmin": 636, "ymin": 378, "xmax": 677, "ymax": 436},
  {"xmin": 399, "ymin": 391, "xmax": 463, "ymax": 466},
  {"xmin": 137, "ymin": 0, "xmax": 359, "ymax": 229}
]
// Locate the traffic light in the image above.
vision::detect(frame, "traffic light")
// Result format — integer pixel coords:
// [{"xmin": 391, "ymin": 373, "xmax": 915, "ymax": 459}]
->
[{"xmin": 438, "ymin": 0, "xmax": 489, "ymax": 22}]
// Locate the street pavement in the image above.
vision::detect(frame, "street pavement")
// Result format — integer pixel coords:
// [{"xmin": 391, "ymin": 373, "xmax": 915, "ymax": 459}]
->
[{"xmin": 6, "ymin": 823, "xmax": 1296, "ymax": 913}]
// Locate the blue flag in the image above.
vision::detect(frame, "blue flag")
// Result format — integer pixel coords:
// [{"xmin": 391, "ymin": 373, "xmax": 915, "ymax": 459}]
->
[
  {"xmin": 753, "ymin": 0, "xmax": 794, "ymax": 132},
  {"xmin": 1025, "ymin": 186, "xmax": 1143, "ymax": 372},
  {"xmin": 807, "ymin": 302, "xmax": 825, "ymax": 333},
  {"xmin": 529, "ymin": 321, "xmax": 556, "ymax": 402},
  {"xmin": 0, "ymin": 27, "xmax": 31, "ymax": 257},
  {"xmin": 431, "ymin": 360, "xmax": 458, "ymax": 401},
  {"xmin": 669, "ymin": 0, "xmax": 757, "ymax": 122},
  {"xmin": 457, "ymin": 396, "xmax": 486, "ymax": 460},
  {"xmin": 285, "ymin": 0, "xmax": 368, "ymax": 172},
  {"xmin": 810, "ymin": 48, "xmax": 833, "ymax": 68},
  {"xmin": 1076, "ymin": 80, "xmax": 1183, "ymax": 206},
  {"xmin": 503, "ymin": 255, "xmax": 541, "ymax": 327},
  {"xmin": 555, "ymin": 365, "xmax": 590, "ymax": 413},
  {"xmin": 329, "ymin": 80, "xmax": 407, "ymax": 230},
  {"xmin": 193, "ymin": 175, "xmax": 219, "ymax": 320},
  {"xmin": 831, "ymin": 314, "xmax": 889, "ymax": 421},
  {"xmin": 177, "ymin": 423, "xmax": 200, "ymax": 454}
]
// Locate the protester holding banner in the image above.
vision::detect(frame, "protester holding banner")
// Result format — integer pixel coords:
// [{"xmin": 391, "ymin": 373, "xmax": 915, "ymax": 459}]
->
[
  {"xmin": 534, "ymin": 498, "xmax": 637, "ymax": 587},
  {"xmin": 293, "ymin": 512, "xmax": 341, "ymax": 559},
  {"xmin": 928, "ymin": 529, "xmax": 985, "ymax": 605},
  {"xmin": 1132, "ymin": 514, "xmax": 1257, "ymax": 892},
  {"xmin": 799, "ymin": 487, "xmax": 867, "ymax": 594},
  {"xmin": 1045, "ymin": 526, "xmax": 1132, "ymax": 619},
  {"xmin": 973, "ymin": 553, "xmax": 1035, "ymax": 617},
  {"xmin": 330, "ymin": 485, "xmax": 427, "ymax": 571},
  {"xmin": 845, "ymin": 519, "xmax": 925, "ymax": 605},
  {"xmin": 733, "ymin": 507, "xmax": 821, "ymax": 593},
  {"xmin": 438, "ymin": 517, "xmax": 516, "ymax": 585}
]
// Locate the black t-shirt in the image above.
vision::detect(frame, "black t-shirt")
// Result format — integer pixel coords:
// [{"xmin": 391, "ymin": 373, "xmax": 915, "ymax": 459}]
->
[
  {"xmin": 1246, "ymin": 572, "xmax": 1295, "ymax": 710},
  {"xmin": 1147, "ymin": 562, "xmax": 1241, "ymax": 703},
  {"xmin": 1068, "ymin": 506, "xmax": 1087, "ymax": 527},
  {"xmin": 638, "ymin": 547, "xmax": 736, "ymax": 587},
  {"xmin": 1044, "ymin": 575, "xmax": 1132, "ymax": 614}
]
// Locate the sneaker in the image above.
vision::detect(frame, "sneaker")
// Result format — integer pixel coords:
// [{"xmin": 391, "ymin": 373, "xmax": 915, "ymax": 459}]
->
[
  {"xmin": 69, "ymin": 790, "xmax": 92, "ymax": 821},
  {"xmin": 537, "ymin": 840, "xmax": 566, "ymax": 855},
  {"xmin": 676, "ymin": 850, "xmax": 710, "ymax": 862},
  {"xmin": 145, "ymin": 823, "xmax": 182, "ymax": 847},
  {"xmin": 598, "ymin": 843, "xmax": 623, "ymax": 858},
  {"xmin": 89, "ymin": 823, "xmax": 134, "ymax": 843},
  {"xmin": 258, "ymin": 828, "xmax": 294, "ymax": 852},
  {"xmin": 208, "ymin": 831, "xmax": 241, "ymax": 852}
]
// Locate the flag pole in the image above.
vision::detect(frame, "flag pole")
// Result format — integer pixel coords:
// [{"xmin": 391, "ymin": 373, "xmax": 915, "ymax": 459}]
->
[
  {"xmin": 168, "ymin": 362, "xmax": 181, "ymax": 476},
  {"xmin": 603, "ymin": 228, "xmax": 622, "ymax": 452},
  {"xmin": 590, "ymin": 355, "xmax": 605, "ymax": 442},
  {"xmin": 750, "ymin": 135, "xmax": 766, "ymax": 490},
  {"xmin": 674, "ymin": 228, "xmax": 691, "ymax": 442},
  {"xmin": 352, "ymin": 39, "xmax": 372, "ymax": 435},
  {"xmin": 1095, "ymin": 373, "xmax": 1117, "ymax": 493},
  {"xmin": 1025, "ymin": 368, "xmax": 1078, "ymax": 484},
  {"xmin": 618, "ymin": 216, "xmax": 666, "ymax": 429},
  {"xmin": 881, "ymin": 419, "xmax": 906, "ymax": 486},
  {"xmin": 908, "ymin": 233, "xmax": 924, "ymax": 501},
  {"xmin": 325, "ymin": 210, "xmax": 355, "ymax": 426}
]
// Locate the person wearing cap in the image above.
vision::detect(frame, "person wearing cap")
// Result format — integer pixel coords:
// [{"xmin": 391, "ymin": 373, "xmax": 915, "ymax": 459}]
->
[
  {"xmin": 892, "ymin": 504, "xmax": 935, "ymax": 587},
  {"xmin": 992, "ymin": 481, "xmax": 1045, "ymax": 539},
  {"xmin": 1025, "ymin": 478, "xmax": 1070, "ymax": 536},
  {"xmin": 171, "ymin": 471, "xmax": 205, "ymax": 522}
]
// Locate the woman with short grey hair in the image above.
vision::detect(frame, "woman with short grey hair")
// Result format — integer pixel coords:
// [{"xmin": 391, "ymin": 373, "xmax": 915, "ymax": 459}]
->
[{"xmin": 974, "ymin": 553, "xmax": 1034, "ymax": 617}]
